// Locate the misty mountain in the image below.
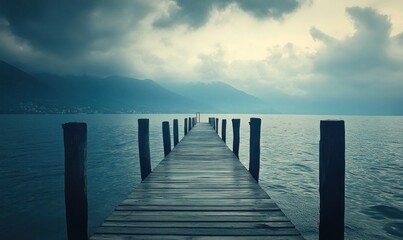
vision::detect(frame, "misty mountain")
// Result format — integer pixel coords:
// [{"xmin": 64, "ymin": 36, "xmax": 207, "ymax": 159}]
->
[
  {"xmin": 34, "ymin": 73, "xmax": 211, "ymax": 113},
  {"xmin": 160, "ymin": 81, "xmax": 275, "ymax": 113},
  {"xmin": 0, "ymin": 60, "xmax": 274, "ymax": 114},
  {"xmin": 0, "ymin": 60, "xmax": 209, "ymax": 113},
  {"xmin": 0, "ymin": 60, "xmax": 47, "ymax": 104}
]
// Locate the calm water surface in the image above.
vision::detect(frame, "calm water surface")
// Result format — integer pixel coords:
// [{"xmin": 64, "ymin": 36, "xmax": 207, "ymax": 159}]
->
[{"xmin": 0, "ymin": 114, "xmax": 402, "ymax": 239}]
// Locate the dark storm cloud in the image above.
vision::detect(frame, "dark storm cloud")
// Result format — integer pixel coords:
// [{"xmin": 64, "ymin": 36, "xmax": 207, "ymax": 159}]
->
[
  {"xmin": 154, "ymin": 0, "xmax": 306, "ymax": 28},
  {"xmin": 0, "ymin": 0, "xmax": 150, "ymax": 57}
]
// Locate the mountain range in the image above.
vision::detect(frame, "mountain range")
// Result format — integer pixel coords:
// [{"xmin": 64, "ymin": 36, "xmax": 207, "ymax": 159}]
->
[
  {"xmin": 160, "ymin": 81, "xmax": 273, "ymax": 113},
  {"xmin": 0, "ymin": 60, "xmax": 274, "ymax": 114}
]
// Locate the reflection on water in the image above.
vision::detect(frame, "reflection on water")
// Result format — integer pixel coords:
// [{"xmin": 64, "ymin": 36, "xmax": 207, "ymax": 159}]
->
[{"xmin": 0, "ymin": 114, "xmax": 402, "ymax": 239}]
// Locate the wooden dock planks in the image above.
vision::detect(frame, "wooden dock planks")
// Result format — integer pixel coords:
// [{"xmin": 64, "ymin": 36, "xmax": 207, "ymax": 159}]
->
[{"xmin": 90, "ymin": 123, "xmax": 303, "ymax": 239}]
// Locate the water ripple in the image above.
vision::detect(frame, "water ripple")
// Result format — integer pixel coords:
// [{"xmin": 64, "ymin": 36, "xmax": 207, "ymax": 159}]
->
[{"xmin": 362, "ymin": 205, "xmax": 403, "ymax": 220}]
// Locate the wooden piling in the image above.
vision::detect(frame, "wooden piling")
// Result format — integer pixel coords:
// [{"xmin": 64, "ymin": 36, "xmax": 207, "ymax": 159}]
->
[
  {"xmin": 319, "ymin": 120, "xmax": 345, "ymax": 240},
  {"xmin": 212, "ymin": 117, "xmax": 216, "ymax": 130},
  {"xmin": 215, "ymin": 118, "xmax": 219, "ymax": 134},
  {"xmin": 138, "ymin": 119, "xmax": 152, "ymax": 181},
  {"xmin": 188, "ymin": 117, "xmax": 192, "ymax": 131},
  {"xmin": 173, "ymin": 119, "xmax": 179, "ymax": 146},
  {"xmin": 249, "ymin": 118, "xmax": 261, "ymax": 182},
  {"xmin": 162, "ymin": 121, "xmax": 171, "ymax": 157},
  {"xmin": 63, "ymin": 122, "xmax": 88, "ymax": 240},
  {"xmin": 196, "ymin": 112, "xmax": 200, "ymax": 123},
  {"xmin": 222, "ymin": 119, "xmax": 227, "ymax": 143},
  {"xmin": 232, "ymin": 119, "xmax": 240, "ymax": 158},
  {"xmin": 184, "ymin": 118, "xmax": 188, "ymax": 135}
]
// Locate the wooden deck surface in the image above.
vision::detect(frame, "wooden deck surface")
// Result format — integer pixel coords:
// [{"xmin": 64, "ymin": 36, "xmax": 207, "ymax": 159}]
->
[{"xmin": 90, "ymin": 123, "xmax": 303, "ymax": 239}]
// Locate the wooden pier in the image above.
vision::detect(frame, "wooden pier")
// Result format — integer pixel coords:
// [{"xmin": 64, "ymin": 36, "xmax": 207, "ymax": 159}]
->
[{"xmin": 89, "ymin": 122, "xmax": 303, "ymax": 239}]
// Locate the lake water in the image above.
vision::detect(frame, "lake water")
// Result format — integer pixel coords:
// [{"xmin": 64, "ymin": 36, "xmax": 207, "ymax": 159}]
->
[{"xmin": 0, "ymin": 114, "xmax": 402, "ymax": 239}]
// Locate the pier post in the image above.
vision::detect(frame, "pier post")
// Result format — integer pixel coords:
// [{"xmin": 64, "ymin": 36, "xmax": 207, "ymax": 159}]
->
[
  {"xmin": 249, "ymin": 118, "xmax": 261, "ymax": 182},
  {"xmin": 173, "ymin": 119, "xmax": 179, "ymax": 146},
  {"xmin": 184, "ymin": 118, "xmax": 188, "ymax": 135},
  {"xmin": 138, "ymin": 119, "xmax": 152, "ymax": 181},
  {"xmin": 222, "ymin": 119, "xmax": 227, "ymax": 143},
  {"xmin": 212, "ymin": 118, "xmax": 216, "ymax": 130},
  {"xmin": 215, "ymin": 118, "xmax": 219, "ymax": 134},
  {"xmin": 162, "ymin": 121, "xmax": 171, "ymax": 157},
  {"xmin": 63, "ymin": 122, "xmax": 88, "ymax": 240},
  {"xmin": 188, "ymin": 117, "xmax": 192, "ymax": 131},
  {"xmin": 232, "ymin": 119, "xmax": 240, "ymax": 158},
  {"xmin": 319, "ymin": 120, "xmax": 345, "ymax": 240}
]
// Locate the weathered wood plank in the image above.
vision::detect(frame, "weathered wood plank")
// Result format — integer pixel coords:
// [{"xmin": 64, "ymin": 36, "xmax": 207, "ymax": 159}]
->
[
  {"xmin": 130, "ymin": 189, "xmax": 266, "ymax": 194},
  {"xmin": 91, "ymin": 235, "xmax": 304, "ymax": 240},
  {"xmin": 120, "ymin": 198, "xmax": 276, "ymax": 205},
  {"xmin": 110, "ymin": 210, "xmax": 284, "ymax": 217},
  {"xmin": 135, "ymin": 183, "xmax": 261, "ymax": 189},
  {"xmin": 94, "ymin": 226, "xmax": 300, "ymax": 236},
  {"xmin": 101, "ymin": 221, "xmax": 294, "ymax": 228},
  {"xmin": 105, "ymin": 215, "xmax": 290, "ymax": 223},
  {"xmin": 125, "ymin": 193, "xmax": 270, "ymax": 199},
  {"xmin": 115, "ymin": 205, "xmax": 280, "ymax": 211}
]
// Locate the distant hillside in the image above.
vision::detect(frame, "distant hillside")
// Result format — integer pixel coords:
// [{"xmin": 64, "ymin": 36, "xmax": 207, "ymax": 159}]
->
[
  {"xmin": 0, "ymin": 60, "xmax": 274, "ymax": 114},
  {"xmin": 0, "ymin": 61, "xmax": 210, "ymax": 113},
  {"xmin": 160, "ymin": 81, "xmax": 276, "ymax": 113},
  {"xmin": 0, "ymin": 60, "xmax": 47, "ymax": 113}
]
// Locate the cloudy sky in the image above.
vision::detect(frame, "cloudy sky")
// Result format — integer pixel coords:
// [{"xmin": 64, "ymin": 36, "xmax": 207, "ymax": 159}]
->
[{"xmin": 1, "ymin": 0, "xmax": 402, "ymax": 114}]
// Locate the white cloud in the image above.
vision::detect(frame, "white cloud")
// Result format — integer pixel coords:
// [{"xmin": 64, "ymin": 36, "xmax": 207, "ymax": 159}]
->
[{"xmin": 310, "ymin": 7, "xmax": 403, "ymax": 101}]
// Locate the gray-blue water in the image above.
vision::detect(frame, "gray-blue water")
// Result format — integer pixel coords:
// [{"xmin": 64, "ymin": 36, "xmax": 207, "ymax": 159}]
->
[{"xmin": 0, "ymin": 114, "xmax": 402, "ymax": 239}]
